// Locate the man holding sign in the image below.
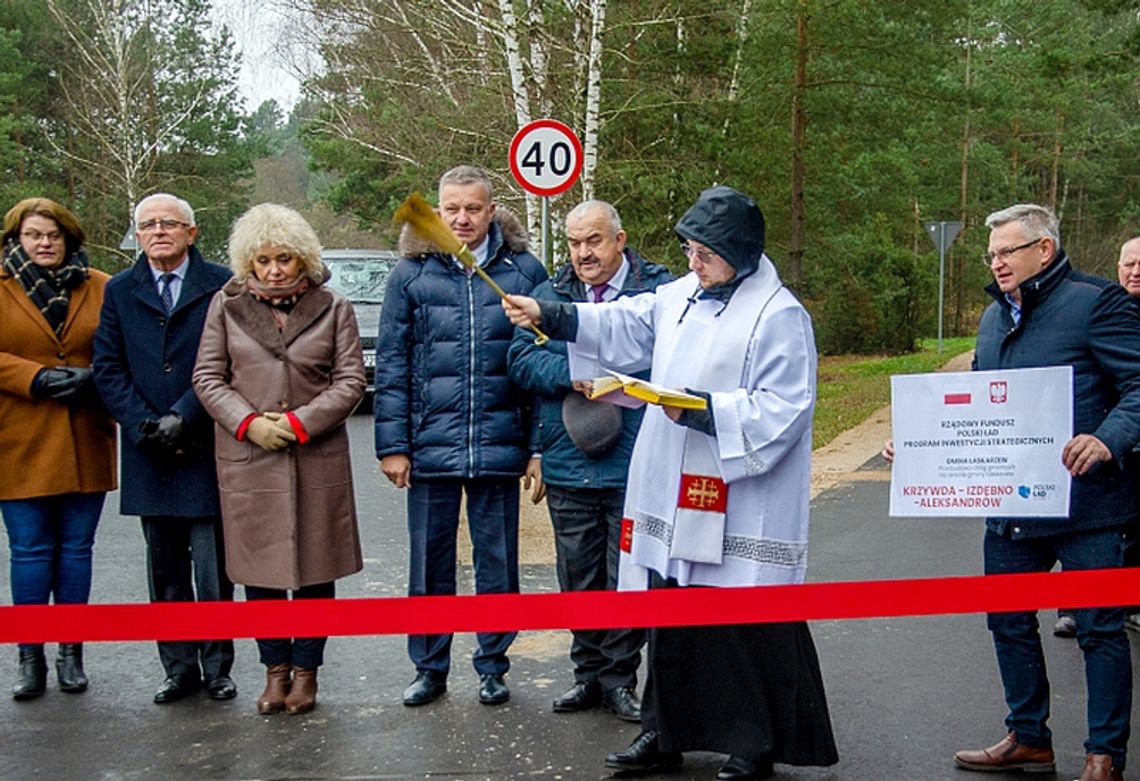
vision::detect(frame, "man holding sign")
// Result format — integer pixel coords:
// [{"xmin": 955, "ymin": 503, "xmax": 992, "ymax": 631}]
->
[{"xmin": 951, "ymin": 204, "xmax": 1140, "ymax": 781}]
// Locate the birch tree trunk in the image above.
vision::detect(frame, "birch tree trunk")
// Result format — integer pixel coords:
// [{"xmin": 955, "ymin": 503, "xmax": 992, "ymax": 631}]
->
[{"xmin": 581, "ymin": 0, "xmax": 607, "ymax": 201}]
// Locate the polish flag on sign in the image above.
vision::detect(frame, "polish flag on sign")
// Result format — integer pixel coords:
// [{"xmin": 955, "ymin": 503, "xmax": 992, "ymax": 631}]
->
[{"xmin": 944, "ymin": 392, "xmax": 972, "ymax": 405}]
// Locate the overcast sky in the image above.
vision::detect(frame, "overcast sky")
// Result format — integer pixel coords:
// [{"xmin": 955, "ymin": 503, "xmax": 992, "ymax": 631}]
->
[{"xmin": 212, "ymin": 0, "xmax": 304, "ymax": 113}]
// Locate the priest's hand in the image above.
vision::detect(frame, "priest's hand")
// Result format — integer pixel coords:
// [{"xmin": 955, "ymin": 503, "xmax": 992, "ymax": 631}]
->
[
  {"xmin": 502, "ymin": 295, "xmax": 541, "ymax": 328},
  {"xmin": 381, "ymin": 453, "xmax": 412, "ymax": 488}
]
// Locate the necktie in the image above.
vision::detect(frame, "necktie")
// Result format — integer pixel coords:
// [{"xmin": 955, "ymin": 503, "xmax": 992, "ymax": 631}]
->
[
  {"xmin": 159, "ymin": 273, "xmax": 176, "ymax": 313},
  {"xmin": 590, "ymin": 284, "xmax": 607, "ymax": 303}
]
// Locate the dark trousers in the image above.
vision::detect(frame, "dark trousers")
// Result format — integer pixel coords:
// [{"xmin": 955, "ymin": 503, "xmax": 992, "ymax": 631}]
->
[
  {"xmin": 141, "ymin": 516, "xmax": 235, "ymax": 680},
  {"xmin": 245, "ymin": 582, "xmax": 334, "ymax": 669},
  {"xmin": 406, "ymin": 477, "xmax": 519, "ymax": 676},
  {"xmin": 546, "ymin": 485, "xmax": 644, "ymax": 691},
  {"xmin": 984, "ymin": 526, "xmax": 1131, "ymax": 767}
]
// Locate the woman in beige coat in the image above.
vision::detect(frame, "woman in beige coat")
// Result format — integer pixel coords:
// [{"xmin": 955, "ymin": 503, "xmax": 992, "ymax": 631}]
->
[
  {"xmin": 193, "ymin": 203, "xmax": 365, "ymax": 715},
  {"xmin": 0, "ymin": 198, "xmax": 115, "ymax": 701}
]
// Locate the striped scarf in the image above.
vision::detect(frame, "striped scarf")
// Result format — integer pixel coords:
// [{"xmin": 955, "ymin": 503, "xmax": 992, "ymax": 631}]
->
[{"xmin": 2, "ymin": 239, "xmax": 89, "ymax": 336}]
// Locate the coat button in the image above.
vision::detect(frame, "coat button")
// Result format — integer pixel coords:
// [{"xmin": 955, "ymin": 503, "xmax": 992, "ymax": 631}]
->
[
  {"xmin": 158, "ymin": 317, "xmax": 166, "ymax": 327},
  {"xmin": 57, "ymin": 351, "xmax": 66, "ymax": 359},
  {"xmin": 163, "ymin": 363, "xmax": 173, "ymax": 373},
  {"xmin": 1013, "ymin": 526, "xmax": 1021, "ymax": 534}
]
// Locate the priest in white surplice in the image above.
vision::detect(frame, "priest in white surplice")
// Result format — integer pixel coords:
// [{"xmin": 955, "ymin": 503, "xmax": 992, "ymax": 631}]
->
[{"xmin": 504, "ymin": 185, "xmax": 837, "ymax": 781}]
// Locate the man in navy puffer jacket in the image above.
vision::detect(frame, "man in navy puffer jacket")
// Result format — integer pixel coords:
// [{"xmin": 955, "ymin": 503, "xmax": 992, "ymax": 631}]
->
[
  {"xmin": 375, "ymin": 166, "xmax": 547, "ymax": 708},
  {"xmin": 507, "ymin": 200, "xmax": 672, "ymax": 723}
]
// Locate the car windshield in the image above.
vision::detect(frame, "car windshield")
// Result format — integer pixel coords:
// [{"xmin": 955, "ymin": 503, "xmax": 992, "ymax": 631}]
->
[{"xmin": 324, "ymin": 257, "xmax": 394, "ymax": 304}]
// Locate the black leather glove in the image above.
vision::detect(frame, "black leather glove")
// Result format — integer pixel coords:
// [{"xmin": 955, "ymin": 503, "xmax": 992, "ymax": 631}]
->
[
  {"xmin": 152, "ymin": 413, "xmax": 186, "ymax": 449},
  {"xmin": 31, "ymin": 366, "xmax": 94, "ymax": 403},
  {"xmin": 139, "ymin": 412, "xmax": 187, "ymax": 454}
]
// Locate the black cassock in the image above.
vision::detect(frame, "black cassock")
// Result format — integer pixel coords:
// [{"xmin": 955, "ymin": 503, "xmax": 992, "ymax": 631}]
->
[{"xmin": 642, "ymin": 620, "xmax": 839, "ymax": 767}]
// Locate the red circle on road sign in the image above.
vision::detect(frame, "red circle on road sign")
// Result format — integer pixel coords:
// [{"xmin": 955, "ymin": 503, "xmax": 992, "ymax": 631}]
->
[{"xmin": 509, "ymin": 119, "xmax": 583, "ymax": 197}]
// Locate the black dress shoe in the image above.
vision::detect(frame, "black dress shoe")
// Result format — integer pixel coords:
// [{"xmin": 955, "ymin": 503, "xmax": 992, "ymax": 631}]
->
[
  {"xmin": 553, "ymin": 681, "xmax": 601, "ymax": 712},
  {"xmin": 602, "ymin": 685, "xmax": 642, "ymax": 723},
  {"xmin": 153, "ymin": 675, "xmax": 201, "ymax": 704},
  {"xmin": 205, "ymin": 674, "xmax": 237, "ymax": 700},
  {"xmin": 717, "ymin": 755, "xmax": 774, "ymax": 780},
  {"xmin": 13, "ymin": 646, "xmax": 47, "ymax": 701},
  {"xmin": 402, "ymin": 671, "xmax": 447, "ymax": 706},
  {"xmin": 478, "ymin": 673, "xmax": 509, "ymax": 705},
  {"xmin": 605, "ymin": 730, "xmax": 683, "ymax": 774}
]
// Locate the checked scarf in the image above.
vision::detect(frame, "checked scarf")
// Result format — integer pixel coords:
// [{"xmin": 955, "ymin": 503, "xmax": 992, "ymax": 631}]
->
[{"xmin": 2, "ymin": 238, "xmax": 89, "ymax": 336}]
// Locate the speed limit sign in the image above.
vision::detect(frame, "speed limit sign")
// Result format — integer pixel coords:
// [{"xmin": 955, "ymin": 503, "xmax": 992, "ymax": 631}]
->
[{"xmin": 509, "ymin": 119, "xmax": 583, "ymax": 197}]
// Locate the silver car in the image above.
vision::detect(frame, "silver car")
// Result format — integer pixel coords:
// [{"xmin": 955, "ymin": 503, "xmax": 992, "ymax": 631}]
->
[{"xmin": 322, "ymin": 248, "xmax": 400, "ymax": 395}]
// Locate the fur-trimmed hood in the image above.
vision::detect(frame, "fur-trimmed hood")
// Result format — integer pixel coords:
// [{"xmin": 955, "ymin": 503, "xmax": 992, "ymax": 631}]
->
[{"xmin": 397, "ymin": 206, "xmax": 530, "ymax": 259}]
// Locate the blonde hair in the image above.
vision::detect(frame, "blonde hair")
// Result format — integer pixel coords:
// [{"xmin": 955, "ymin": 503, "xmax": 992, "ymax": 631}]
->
[{"xmin": 227, "ymin": 203, "xmax": 324, "ymax": 281}]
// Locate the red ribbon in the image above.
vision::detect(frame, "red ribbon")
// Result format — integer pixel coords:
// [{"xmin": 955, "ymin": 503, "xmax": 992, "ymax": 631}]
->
[{"xmin": 2, "ymin": 569, "xmax": 1138, "ymax": 644}]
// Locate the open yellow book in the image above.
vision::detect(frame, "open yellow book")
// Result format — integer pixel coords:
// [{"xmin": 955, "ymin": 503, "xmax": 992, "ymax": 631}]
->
[{"xmin": 587, "ymin": 370, "xmax": 708, "ymax": 410}]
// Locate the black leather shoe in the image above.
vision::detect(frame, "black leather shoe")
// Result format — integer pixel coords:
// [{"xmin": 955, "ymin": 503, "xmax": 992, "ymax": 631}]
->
[
  {"xmin": 153, "ymin": 675, "xmax": 201, "ymax": 704},
  {"xmin": 717, "ymin": 755, "xmax": 774, "ymax": 780},
  {"xmin": 13, "ymin": 646, "xmax": 47, "ymax": 701},
  {"xmin": 605, "ymin": 730, "xmax": 683, "ymax": 774},
  {"xmin": 553, "ymin": 681, "xmax": 601, "ymax": 712},
  {"xmin": 205, "ymin": 674, "xmax": 237, "ymax": 700},
  {"xmin": 56, "ymin": 643, "xmax": 88, "ymax": 693},
  {"xmin": 478, "ymin": 673, "xmax": 509, "ymax": 705},
  {"xmin": 402, "ymin": 671, "xmax": 447, "ymax": 706},
  {"xmin": 602, "ymin": 685, "xmax": 642, "ymax": 723}
]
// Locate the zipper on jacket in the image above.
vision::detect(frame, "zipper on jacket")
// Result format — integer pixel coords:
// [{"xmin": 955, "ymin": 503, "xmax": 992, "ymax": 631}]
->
[{"xmin": 466, "ymin": 273, "xmax": 477, "ymax": 478}]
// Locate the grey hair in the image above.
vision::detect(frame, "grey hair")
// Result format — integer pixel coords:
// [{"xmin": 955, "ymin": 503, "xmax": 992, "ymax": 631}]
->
[
  {"xmin": 134, "ymin": 193, "xmax": 196, "ymax": 226},
  {"xmin": 227, "ymin": 203, "xmax": 324, "ymax": 282},
  {"xmin": 438, "ymin": 165, "xmax": 493, "ymax": 200},
  {"xmin": 1120, "ymin": 236, "xmax": 1140, "ymax": 260},
  {"xmin": 565, "ymin": 200, "xmax": 622, "ymax": 236},
  {"xmin": 984, "ymin": 203, "xmax": 1061, "ymax": 248}
]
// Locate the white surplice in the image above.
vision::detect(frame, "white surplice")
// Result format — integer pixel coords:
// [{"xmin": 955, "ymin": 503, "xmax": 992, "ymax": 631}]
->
[{"xmin": 568, "ymin": 255, "xmax": 817, "ymax": 589}]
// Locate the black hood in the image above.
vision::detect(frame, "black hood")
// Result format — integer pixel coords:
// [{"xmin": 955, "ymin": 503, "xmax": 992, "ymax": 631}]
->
[{"xmin": 674, "ymin": 185, "xmax": 765, "ymax": 275}]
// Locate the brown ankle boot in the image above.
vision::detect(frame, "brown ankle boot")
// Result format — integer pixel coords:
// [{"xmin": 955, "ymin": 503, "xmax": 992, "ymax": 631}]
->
[
  {"xmin": 256, "ymin": 663, "xmax": 292, "ymax": 715},
  {"xmin": 284, "ymin": 667, "xmax": 317, "ymax": 714}
]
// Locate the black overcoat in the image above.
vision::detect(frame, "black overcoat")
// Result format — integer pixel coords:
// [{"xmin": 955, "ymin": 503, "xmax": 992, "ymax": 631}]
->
[{"xmin": 93, "ymin": 247, "xmax": 232, "ymax": 517}]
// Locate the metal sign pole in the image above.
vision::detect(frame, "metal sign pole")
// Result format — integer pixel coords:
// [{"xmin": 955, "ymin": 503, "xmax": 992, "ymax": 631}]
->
[
  {"xmin": 938, "ymin": 223, "xmax": 946, "ymax": 355},
  {"xmin": 541, "ymin": 196, "xmax": 550, "ymax": 271}
]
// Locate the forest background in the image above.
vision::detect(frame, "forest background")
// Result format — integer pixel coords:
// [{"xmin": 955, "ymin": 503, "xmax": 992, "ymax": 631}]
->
[{"xmin": 3, "ymin": 0, "xmax": 1139, "ymax": 355}]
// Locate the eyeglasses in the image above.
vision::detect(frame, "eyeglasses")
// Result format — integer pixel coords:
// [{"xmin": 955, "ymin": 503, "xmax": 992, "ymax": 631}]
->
[
  {"xmin": 20, "ymin": 229, "xmax": 63, "ymax": 244},
  {"xmin": 981, "ymin": 238, "xmax": 1043, "ymax": 266},
  {"xmin": 679, "ymin": 241, "xmax": 717, "ymax": 264},
  {"xmin": 137, "ymin": 218, "xmax": 190, "ymax": 233}
]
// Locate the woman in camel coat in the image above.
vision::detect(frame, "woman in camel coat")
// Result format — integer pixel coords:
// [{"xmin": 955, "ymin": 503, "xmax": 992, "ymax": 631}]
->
[
  {"xmin": 0, "ymin": 198, "xmax": 115, "ymax": 700},
  {"xmin": 192, "ymin": 203, "xmax": 364, "ymax": 716}
]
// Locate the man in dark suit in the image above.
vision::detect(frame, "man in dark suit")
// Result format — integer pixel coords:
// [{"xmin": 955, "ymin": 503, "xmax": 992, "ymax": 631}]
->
[{"xmin": 93, "ymin": 193, "xmax": 236, "ymax": 704}]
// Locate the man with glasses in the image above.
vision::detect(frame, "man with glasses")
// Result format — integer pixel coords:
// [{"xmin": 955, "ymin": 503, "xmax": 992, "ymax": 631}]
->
[
  {"xmin": 506, "ymin": 200, "xmax": 671, "ymax": 723},
  {"xmin": 93, "ymin": 193, "xmax": 236, "ymax": 705},
  {"xmin": 952, "ymin": 205, "xmax": 1140, "ymax": 781}
]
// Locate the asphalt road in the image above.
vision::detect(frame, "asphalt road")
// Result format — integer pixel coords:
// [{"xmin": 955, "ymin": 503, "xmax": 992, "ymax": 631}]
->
[{"xmin": 0, "ymin": 417, "xmax": 1136, "ymax": 781}]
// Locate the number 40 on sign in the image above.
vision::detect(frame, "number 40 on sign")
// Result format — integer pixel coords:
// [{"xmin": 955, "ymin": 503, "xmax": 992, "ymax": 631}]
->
[{"xmin": 509, "ymin": 119, "xmax": 583, "ymax": 197}]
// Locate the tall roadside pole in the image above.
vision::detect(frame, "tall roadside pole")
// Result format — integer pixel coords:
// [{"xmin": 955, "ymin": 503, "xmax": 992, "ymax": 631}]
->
[
  {"xmin": 509, "ymin": 119, "xmax": 583, "ymax": 273},
  {"xmin": 923, "ymin": 220, "xmax": 963, "ymax": 354}
]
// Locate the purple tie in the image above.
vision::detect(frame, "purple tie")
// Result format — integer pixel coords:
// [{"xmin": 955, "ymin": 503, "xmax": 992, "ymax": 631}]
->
[{"xmin": 590, "ymin": 284, "xmax": 607, "ymax": 303}]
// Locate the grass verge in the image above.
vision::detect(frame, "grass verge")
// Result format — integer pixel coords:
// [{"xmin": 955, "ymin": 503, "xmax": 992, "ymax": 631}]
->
[{"xmin": 814, "ymin": 337, "xmax": 975, "ymax": 449}]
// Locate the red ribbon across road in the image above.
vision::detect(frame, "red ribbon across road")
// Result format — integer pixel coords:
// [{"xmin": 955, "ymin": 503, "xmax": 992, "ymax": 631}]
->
[{"xmin": 1, "ymin": 569, "xmax": 1138, "ymax": 644}]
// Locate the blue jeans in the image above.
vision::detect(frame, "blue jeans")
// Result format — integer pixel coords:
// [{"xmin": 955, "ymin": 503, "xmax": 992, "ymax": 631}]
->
[
  {"xmin": 406, "ymin": 478, "xmax": 519, "ymax": 676},
  {"xmin": 984, "ymin": 526, "xmax": 1131, "ymax": 767},
  {"xmin": 1, "ymin": 493, "xmax": 105, "ymax": 650}
]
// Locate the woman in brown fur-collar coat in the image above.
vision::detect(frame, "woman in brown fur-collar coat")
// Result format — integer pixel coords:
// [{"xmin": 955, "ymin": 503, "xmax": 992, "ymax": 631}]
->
[{"xmin": 192, "ymin": 203, "xmax": 365, "ymax": 716}]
